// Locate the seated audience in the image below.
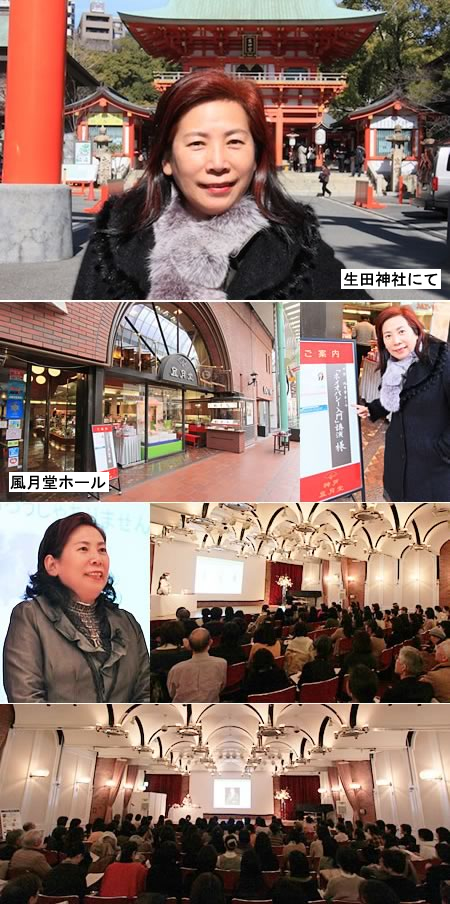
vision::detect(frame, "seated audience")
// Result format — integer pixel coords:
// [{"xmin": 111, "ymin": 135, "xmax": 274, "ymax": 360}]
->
[
  {"xmin": 254, "ymin": 830, "xmax": 280, "ymax": 870},
  {"xmin": 359, "ymin": 879, "xmax": 401, "ymax": 904},
  {"xmin": 425, "ymin": 842, "xmax": 450, "ymax": 904},
  {"xmin": 249, "ymin": 622, "xmax": 282, "ymax": 661},
  {"xmin": 279, "ymin": 850, "xmax": 319, "ymax": 901},
  {"xmin": 284, "ymin": 622, "xmax": 315, "ymax": 675},
  {"xmin": 235, "ymin": 849, "xmax": 270, "ymax": 900},
  {"xmin": 42, "ymin": 841, "xmax": 87, "ymax": 900},
  {"xmin": 422, "ymin": 639, "xmax": 450, "ymax": 702},
  {"xmin": 183, "ymin": 844, "xmax": 218, "ymax": 896},
  {"xmin": 325, "ymin": 846, "xmax": 363, "ymax": 901},
  {"xmin": 210, "ymin": 621, "xmax": 248, "ymax": 665},
  {"xmin": 298, "ymin": 636, "xmax": 335, "ymax": 685},
  {"xmin": 146, "ymin": 841, "xmax": 182, "ymax": 898},
  {"xmin": 341, "ymin": 629, "xmax": 377, "ymax": 675},
  {"xmin": 0, "ymin": 832, "xmax": 23, "ymax": 862},
  {"xmin": 217, "ymin": 835, "xmax": 242, "ymax": 870},
  {"xmin": 167, "ymin": 628, "xmax": 227, "ymax": 703},
  {"xmin": 0, "ymin": 876, "xmax": 41, "ymax": 904},
  {"xmin": 100, "ymin": 841, "xmax": 147, "ymax": 897},
  {"xmin": 151, "ymin": 621, "xmax": 191, "ymax": 673},
  {"xmin": 283, "ymin": 829, "xmax": 306, "ymax": 861},
  {"xmin": 190, "ymin": 872, "xmax": 225, "ymax": 904},
  {"xmin": 417, "ymin": 827, "xmax": 437, "ymax": 859},
  {"xmin": 243, "ymin": 649, "xmax": 293, "ymax": 698},
  {"xmin": 381, "ymin": 647, "xmax": 434, "ymax": 702},
  {"xmin": 175, "ymin": 606, "xmax": 199, "ymax": 637},
  {"xmin": 8, "ymin": 831, "xmax": 51, "ymax": 882},
  {"xmin": 348, "ymin": 664, "xmax": 379, "ymax": 702},
  {"xmin": 379, "ymin": 849, "xmax": 419, "ymax": 900}
]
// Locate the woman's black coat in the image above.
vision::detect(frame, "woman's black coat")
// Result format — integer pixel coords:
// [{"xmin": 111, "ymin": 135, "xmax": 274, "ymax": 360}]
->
[
  {"xmin": 367, "ymin": 336, "xmax": 450, "ymax": 501},
  {"xmin": 72, "ymin": 186, "xmax": 361, "ymax": 301}
]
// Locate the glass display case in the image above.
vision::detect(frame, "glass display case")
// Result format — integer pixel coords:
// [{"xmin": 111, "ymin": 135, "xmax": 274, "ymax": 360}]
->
[{"xmin": 205, "ymin": 397, "xmax": 255, "ymax": 452}]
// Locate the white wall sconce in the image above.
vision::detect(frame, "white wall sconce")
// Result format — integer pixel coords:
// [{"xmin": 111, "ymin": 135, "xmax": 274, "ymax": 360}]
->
[
  {"xmin": 331, "ymin": 786, "xmax": 341, "ymax": 793},
  {"xmin": 75, "ymin": 778, "xmax": 91, "ymax": 785},
  {"xmin": 350, "ymin": 782, "xmax": 361, "ymax": 790},
  {"xmin": 318, "ymin": 787, "xmax": 328, "ymax": 794},
  {"xmin": 105, "ymin": 779, "xmax": 115, "ymax": 787},
  {"xmin": 376, "ymin": 778, "xmax": 392, "ymax": 786},
  {"xmin": 419, "ymin": 769, "xmax": 442, "ymax": 781},
  {"xmin": 29, "ymin": 769, "xmax": 50, "ymax": 778}
]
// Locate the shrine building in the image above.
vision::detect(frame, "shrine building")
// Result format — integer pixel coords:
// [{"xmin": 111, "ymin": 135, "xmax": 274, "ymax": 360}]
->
[
  {"xmin": 65, "ymin": 86, "xmax": 154, "ymax": 164},
  {"xmin": 120, "ymin": 0, "xmax": 383, "ymax": 166}
]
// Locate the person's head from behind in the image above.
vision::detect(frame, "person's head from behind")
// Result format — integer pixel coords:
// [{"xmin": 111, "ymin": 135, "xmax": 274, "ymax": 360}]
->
[
  {"xmin": 288, "ymin": 850, "xmax": 310, "ymax": 878},
  {"xmin": 400, "ymin": 824, "xmax": 412, "ymax": 837},
  {"xmin": 64, "ymin": 841, "xmax": 85, "ymax": 863},
  {"xmin": 375, "ymin": 305, "xmax": 427, "ymax": 371},
  {"xmin": 293, "ymin": 621, "xmax": 308, "ymax": 637},
  {"xmin": 159, "ymin": 620, "xmax": 185, "ymax": 647},
  {"xmin": 418, "ymin": 827, "xmax": 434, "ymax": 843},
  {"xmin": 240, "ymin": 849, "xmax": 263, "ymax": 881},
  {"xmin": 56, "ymin": 816, "xmax": 68, "ymax": 827},
  {"xmin": 253, "ymin": 621, "xmax": 277, "ymax": 647},
  {"xmin": 1, "ymin": 876, "xmax": 41, "ymax": 904},
  {"xmin": 254, "ymin": 830, "xmax": 273, "ymax": 861},
  {"xmin": 381, "ymin": 849, "xmax": 407, "ymax": 875},
  {"xmin": 337, "ymin": 845, "xmax": 360, "ymax": 875},
  {"xmin": 272, "ymin": 878, "xmax": 306, "ymax": 904},
  {"xmin": 197, "ymin": 844, "xmax": 218, "ymax": 873},
  {"xmin": 352, "ymin": 629, "xmax": 372, "ymax": 655},
  {"xmin": 239, "ymin": 829, "xmax": 250, "ymax": 847},
  {"xmin": 224, "ymin": 606, "xmax": 234, "ymax": 620},
  {"xmin": 152, "ymin": 841, "xmax": 178, "ymax": 869},
  {"xmin": 21, "ymin": 831, "xmax": 43, "ymax": 850},
  {"xmin": 315, "ymin": 635, "xmax": 333, "ymax": 660},
  {"xmin": 4, "ymin": 831, "xmax": 23, "ymax": 849},
  {"xmin": 435, "ymin": 639, "xmax": 450, "ymax": 664},
  {"xmin": 190, "ymin": 873, "xmax": 225, "ymax": 904},
  {"xmin": 348, "ymin": 664, "xmax": 379, "ymax": 702},
  {"xmin": 188, "ymin": 627, "xmax": 211, "ymax": 654},
  {"xmin": 221, "ymin": 620, "xmax": 241, "ymax": 648},
  {"xmin": 395, "ymin": 645, "xmax": 423, "ymax": 678},
  {"xmin": 176, "ymin": 606, "xmax": 191, "ymax": 622},
  {"xmin": 120, "ymin": 841, "xmax": 138, "ymax": 863},
  {"xmin": 250, "ymin": 648, "xmax": 276, "ymax": 673},
  {"xmin": 26, "ymin": 512, "xmax": 114, "ymax": 607},
  {"xmin": 210, "ymin": 606, "xmax": 222, "ymax": 621},
  {"xmin": 360, "ymin": 879, "xmax": 401, "ymax": 904}
]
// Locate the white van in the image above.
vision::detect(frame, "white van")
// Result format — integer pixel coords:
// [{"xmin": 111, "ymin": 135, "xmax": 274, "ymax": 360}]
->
[{"xmin": 419, "ymin": 143, "xmax": 450, "ymax": 212}]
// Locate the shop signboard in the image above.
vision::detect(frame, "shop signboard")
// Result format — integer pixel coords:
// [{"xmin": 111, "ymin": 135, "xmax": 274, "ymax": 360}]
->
[
  {"xmin": 6, "ymin": 427, "xmax": 22, "ymax": 441},
  {"xmin": 7, "ymin": 444, "xmax": 20, "ymax": 468},
  {"xmin": 91, "ymin": 424, "xmax": 119, "ymax": 480},
  {"xmin": 157, "ymin": 354, "xmax": 198, "ymax": 386},
  {"xmin": 9, "ymin": 369, "xmax": 25, "ymax": 381},
  {"xmin": 6, "ymin": 398, "xmax": 24, "ymax": 420},
  {"xmin": 300, "ymin": 339, "xmax": 364, "ymax": 501},
  {"xmin": 7, "ymin": 380, "xmax": 25, "ymax": 398},
  {"xmin": 75, "ymin": 141, "xmax": 92, "ymax": 165},
  {"xmin": 315, "ymin": 127, "xmax": 326, "ymax": 145},
  {"xmin": 0, "ymin": 810, "xmax": 22, "ymax": 839}
]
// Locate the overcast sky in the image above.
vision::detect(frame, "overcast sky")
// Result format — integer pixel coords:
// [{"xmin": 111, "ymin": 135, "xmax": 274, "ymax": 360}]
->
[{"xmin": 75, "ymin": 0, "xmax": 163, "ymax": 19}]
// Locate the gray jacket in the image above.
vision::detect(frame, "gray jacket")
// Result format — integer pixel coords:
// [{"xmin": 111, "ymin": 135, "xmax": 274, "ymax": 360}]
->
[{"xmin": 3, "ymin": 595, "xmax": 150, "ymax": 703}]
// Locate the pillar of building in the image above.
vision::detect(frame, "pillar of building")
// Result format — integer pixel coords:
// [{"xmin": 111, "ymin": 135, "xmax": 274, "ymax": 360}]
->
[
  {"xmin": 0, "ymin": 0, "xmax": 73, "ymax": 262},
  {"xmin": 275, "ymin": 108, "xmax": 284, "ymax": 168},
  {"xmin": 276, "ymin": 302, "xmax": 289, "ymax": 433},
  {"xmin": 299, "ymin": 302, "xmax": 344, "ymax": 339}
]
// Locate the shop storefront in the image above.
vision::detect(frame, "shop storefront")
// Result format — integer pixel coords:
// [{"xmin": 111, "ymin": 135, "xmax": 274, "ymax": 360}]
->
[{"xmin": 0, "ymin": 301, "xmax": 279, "ymax": 493}]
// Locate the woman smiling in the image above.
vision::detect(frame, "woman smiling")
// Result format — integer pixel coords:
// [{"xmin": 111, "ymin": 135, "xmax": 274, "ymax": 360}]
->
[
  {"xmin": 356, "ymin": 306, "xmax": 450, "ymax": 501},
  {"xmin": 73, "ymin": 70, "xmax": 344, "ymax": 300},
  {"xmin": 3, "ymin": 512, "xmax": 150, "ymax": 703}
]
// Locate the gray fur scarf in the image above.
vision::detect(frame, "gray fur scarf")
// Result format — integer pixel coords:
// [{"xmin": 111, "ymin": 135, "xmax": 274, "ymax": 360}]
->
[{"xmin": 147, "ymin": 190, "xmax": 269, "ymax": 299}]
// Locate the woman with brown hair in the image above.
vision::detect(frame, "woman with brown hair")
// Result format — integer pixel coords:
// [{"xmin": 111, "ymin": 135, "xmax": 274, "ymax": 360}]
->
[
  {"xmin": 72, "ymin": 70, "xmax": 347, "ymax": 300},
  {"xmin": 356, "ymin": 305, "xmax": 450, "ymax": 501},
  {"xmin": 3, "ymin": 512, "xmax": 150, "ymax": 702}
]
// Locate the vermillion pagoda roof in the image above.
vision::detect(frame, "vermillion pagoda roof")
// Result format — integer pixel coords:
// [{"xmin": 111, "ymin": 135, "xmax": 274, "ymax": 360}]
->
[
  {"xmin": 65, "ymin": 86, "xmax": 153, "ymax": 118},
  {"xmin": 120, "ymin": 1, "xmax": 382, "ymax": 24},
  {"xmin": 340, "ymin": 89, "xmax": 435, "ymax": 122}
]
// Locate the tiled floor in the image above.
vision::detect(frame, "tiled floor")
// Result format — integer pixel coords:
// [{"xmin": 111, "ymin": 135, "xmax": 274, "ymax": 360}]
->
[
  {"xmin": 361, "ymin": 416, "xmax": 387, "ymax": 502},
  {"xmin": 108, "ymin": 435, "xmax": 299, "ymax": 502}
]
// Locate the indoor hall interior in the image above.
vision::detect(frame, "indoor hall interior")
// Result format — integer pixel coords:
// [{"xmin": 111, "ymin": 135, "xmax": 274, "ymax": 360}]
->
[
  {"xmin": 0, "ymin": 703, "xmax": 449, "ymax": 904},
  {"xmin": 149, "ymin": 501, "xmax": 450, "ymax": 704}
]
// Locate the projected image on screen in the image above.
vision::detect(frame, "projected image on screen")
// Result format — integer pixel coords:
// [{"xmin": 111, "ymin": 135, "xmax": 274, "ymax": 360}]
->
[
  {"xmin": 195, "ymin": 556, "xmax": 244, "ymax": 594},
  {"xmin": 213, "ymin": 779, "xmax": 251, "ymax": 809}
]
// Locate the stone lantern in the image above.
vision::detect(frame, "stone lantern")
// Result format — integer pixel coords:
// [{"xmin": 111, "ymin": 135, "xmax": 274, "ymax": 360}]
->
[{"xmin": 386, "ymin": 123, "xmax": 407, "ymax": 193}]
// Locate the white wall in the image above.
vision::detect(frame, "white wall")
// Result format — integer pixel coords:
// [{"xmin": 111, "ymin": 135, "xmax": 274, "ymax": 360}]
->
[
  {"xmin": 150, "ymin": 540, "xmax": 266, "ymax": 601},
  {"xmin": 366, "ymin": 555, "xmax": 398, "ymax": 605},
  {"xmin": 324, "ymin": 559, "xmax": 344, "ymax": 604},
  {"xmin": 400, "ymin": 549, "xmax": 437, "ymax": 607},
  {"xmin": 301, "ymin": 562, "xmax": 322, "ymax": 593},
  {"xmin": 0, "ymin": 728, "xmax": 96, "ymax": 835},
  {"xmin": 189, "ymin": 770, "xmax": 274, "ymax": 816}
]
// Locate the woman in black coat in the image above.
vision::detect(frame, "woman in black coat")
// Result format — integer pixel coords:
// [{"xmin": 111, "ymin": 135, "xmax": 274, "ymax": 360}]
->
[
  {"xmin": 357, "ymin": 305, "xmax": 450, "ymax": 501},
  {"xmin": 73, "ymin": 70, "xmax": 352, "ymax": 301},
  {"xmin": 3, "ymin": 512, "xmax": 150, "ymax": 702}
]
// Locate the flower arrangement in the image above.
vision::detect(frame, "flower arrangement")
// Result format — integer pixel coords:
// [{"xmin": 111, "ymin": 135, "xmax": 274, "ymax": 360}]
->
[
  {"xmin": 274, "ymin": 788, "xmax": 292, "ymax": 801},
  {"xmin": 276, "ymin": 576, "xmax": 293, "ymax": 589}
]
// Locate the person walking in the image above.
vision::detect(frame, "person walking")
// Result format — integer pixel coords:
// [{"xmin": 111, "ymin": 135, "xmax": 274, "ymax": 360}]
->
[
  {"xmin": 318, "ymin": 164, "xmax": 332, "ymax": 197},
  {"xmin": 297, "ymin": 142, "xmax": 307, "ymax": 173}
]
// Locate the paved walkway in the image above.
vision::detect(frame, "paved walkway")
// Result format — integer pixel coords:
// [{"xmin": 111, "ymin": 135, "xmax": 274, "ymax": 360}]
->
[{"xmin": 107, "ymin": 434, "xmax": 299, "ymax": 502}]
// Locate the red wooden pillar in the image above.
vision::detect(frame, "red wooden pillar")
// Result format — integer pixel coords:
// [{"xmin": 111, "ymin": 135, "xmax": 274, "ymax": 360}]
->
[
  {"xmin": 364, "ymin": 115, "xmax": 372, "ymax": 171},
  {"xmin": 275, "ymin": 107, "xmax": 284, "ymax": 168},
  {"xmin": 3, "ymin": 0, "xmax": 67, "ymax": 184}
]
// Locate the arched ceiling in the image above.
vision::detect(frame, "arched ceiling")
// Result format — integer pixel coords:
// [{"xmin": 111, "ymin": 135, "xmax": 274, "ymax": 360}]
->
[
  {"xmin": 10, "ymin": 704, "xmax": 450, "ymax": 775},
  {"xmin": 150, "ymin": 503, "xmax": 450, "ymax": 562}
]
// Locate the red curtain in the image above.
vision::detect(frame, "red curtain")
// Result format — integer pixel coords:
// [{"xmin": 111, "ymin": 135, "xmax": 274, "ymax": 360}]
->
[
  {"xmin": 123, "ymin": 765, "xmax": 139, "ymax": 817},
  {"xmin": 337, "ymin": 761, "xmax": 376, "ymax": 822},
  {"xmin": 268, "ymin": 563, "xmax": 303, "ymax": 605},
  {"xmin": 274, "ymin": 775, "xmax": 320, "ymax": 820},
  {"xmin": 273, "ymin": 775, "xmax": 281, "ymax": 818},
  {"xmin": 90, "ymin": 757, "xmax": 128, "ymax": 823},
  {"xmin": 149, "ymin": 774, "xmax": 190, "ymax": 813},
  {"xmin": 105, "ymin": 759, "xmax": 128, "ymax": 824}
]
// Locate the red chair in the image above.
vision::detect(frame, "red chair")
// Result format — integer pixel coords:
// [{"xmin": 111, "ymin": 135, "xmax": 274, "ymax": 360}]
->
[
  {"xmin": 297, "ymin": 675, "xmax": 339, "ymax": 702},
  {"xmin": 38, "ymin": 897, "xmax": 79, "ymax": 904},
  {"xmin": 262, "ymin": 870, "xmax": 282, "ymax": 887},
  {"xmin": 42, "ymin": 851, "xmax": 62, "ymax": 866},
  {"xmin": 241, "ymin": 643, "xmax": 252, "ymax": 658},
  {"xmin": 247, "ymin": 685, "xmax": 297, "ymax": 703},
  {"xmin": 335, "ymin": 636, "xmax": 353, "ymax": 656},
  {"xmin": 378, "ymin": 647, "xmax": 393, "ymax": 670},
  {"xmin": 216, "ymin": 869, "xmax": 239, "ymax": 892},
  {"xmin": 412, "ymin": 859, "xmax": 435, "ymax": 882},
  {"xmin": 225, "ymin": 661, "xmax": 247, "ymax": 691},
  {"xmin": 282, "ymin": 625, "xmax": 292, "ymax": 639},
  {"xmin": 273, "ymin": 655, "xmax": 285, "ymax": 669},
  {"xmin": 85, "ymin": 898, "xmax": 130, "ymax": 904}
]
